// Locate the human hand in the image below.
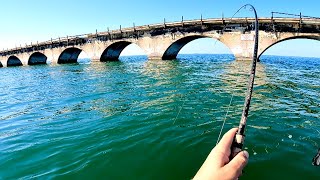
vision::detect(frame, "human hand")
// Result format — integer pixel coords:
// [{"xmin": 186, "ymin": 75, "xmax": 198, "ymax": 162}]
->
[{"xmin": 194, "ymin": 128, "xmax": 249, "ymax": 180}]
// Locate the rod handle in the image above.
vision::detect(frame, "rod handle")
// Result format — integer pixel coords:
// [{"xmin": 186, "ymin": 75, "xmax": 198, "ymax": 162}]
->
[{"xmin": 230, "ymin": 134, "xmax": 245, "ymax": 160}]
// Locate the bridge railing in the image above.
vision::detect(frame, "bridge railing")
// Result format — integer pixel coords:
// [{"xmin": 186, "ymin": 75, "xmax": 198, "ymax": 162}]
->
[
  {"xmin": 70, "ymin": 17, "xmax": 320, "ymax": 37},
  {"xmin": 271, "ymin": 12, "xmax": 320, "ymax": 20}
]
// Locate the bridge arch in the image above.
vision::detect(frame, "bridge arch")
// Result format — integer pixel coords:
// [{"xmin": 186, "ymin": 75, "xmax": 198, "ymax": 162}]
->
[
  {"xmin": 28, "ymin": 52, "xmax": 47, "ymax": 65},
  {"xmin": 58, "ymin": 47, "xmax": 82, "ymax": 64},
  {"xmin": 100, "ymin": 41, "xmax": 133, "ymax": 61},
  {"xmin": 162, "ymin": 35, "xmax": 231, "ymax": 60},
  {"xmin": 7, "ymin": 56, "xmax": 23, "ymax": 67},
  {"xmin": 0, "ymin": 61, "xmax": 3, "ymax": 68},
  {"xmin": 258, "ymin": 35, "xmax": 320, "ymax": 59}
]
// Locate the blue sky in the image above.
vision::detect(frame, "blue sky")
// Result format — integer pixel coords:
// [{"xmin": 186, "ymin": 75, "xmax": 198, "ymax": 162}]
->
[{"xmin": 0, "ymin": 0, "xmax": 319, "ymax": 57}]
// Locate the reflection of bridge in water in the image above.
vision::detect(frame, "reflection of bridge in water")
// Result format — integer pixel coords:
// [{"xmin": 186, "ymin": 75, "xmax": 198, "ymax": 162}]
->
[{"xmin": 0, "ymin": 13, "xmax": 319, "ymax": 67}]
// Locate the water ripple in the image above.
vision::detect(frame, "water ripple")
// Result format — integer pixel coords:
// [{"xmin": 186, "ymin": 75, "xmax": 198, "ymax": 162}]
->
[{"xmin": 0, "ymin": 55, "xmax": 319, "ymax": 179}]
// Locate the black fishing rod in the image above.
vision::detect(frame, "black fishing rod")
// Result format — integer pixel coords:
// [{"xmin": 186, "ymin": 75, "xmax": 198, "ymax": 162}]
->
[
  {"xmin": 227, "ymin": 5, "xmax": 320, "ymax": 168},
  {"xmin": 229, "ymin": 4, "xmax": 259, "ymax": 159}
]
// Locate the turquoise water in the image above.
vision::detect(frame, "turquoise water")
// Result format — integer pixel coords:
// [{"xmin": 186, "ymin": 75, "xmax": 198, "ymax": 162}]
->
[{"xmin": 0, "ymin": 54, "xmax": 319, "ymax": 179}]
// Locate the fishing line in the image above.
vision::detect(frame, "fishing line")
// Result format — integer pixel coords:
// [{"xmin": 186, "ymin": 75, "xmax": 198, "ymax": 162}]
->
[
  {"xmin": 172, "ymin": 41, "xmax": 222, "ymax": 125},
  {"xmin": 174, "ymin": 35, "xmax": 247, "ymax": 127},
  {"xmin": 173, "ymin": 96, "xmax": 187, "ymax": 125},
  {"xmin": 174, "ymin": 5, "xmax": 256, "ymax": 129},
  {"xmin": 215, "ymin": 63, "xmax": 248, "ymax": 144},
  {"xmin": 216, "ymin": 88, "xmax": 235, "ymax": 144},
  {"xmin": 215, "ymin": 5, "xmax": 258, "ymax": 144}
]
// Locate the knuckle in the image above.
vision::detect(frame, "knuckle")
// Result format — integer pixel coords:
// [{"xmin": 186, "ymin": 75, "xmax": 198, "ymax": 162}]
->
[{"xmin": 238, "ymin": 155, "xmax": 248, "ymax": 165}]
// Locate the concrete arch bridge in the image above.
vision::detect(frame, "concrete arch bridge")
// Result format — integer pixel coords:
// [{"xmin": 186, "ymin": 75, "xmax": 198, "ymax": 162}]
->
[{"xmin": 0, "ymin": 17, "xmax": 319, "ymax": 67}]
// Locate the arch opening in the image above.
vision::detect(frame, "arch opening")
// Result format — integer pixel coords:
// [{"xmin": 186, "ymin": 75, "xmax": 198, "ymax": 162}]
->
[
  {"xmin": 100, "ymin": 41, "xmax": 132, "ymax": 62},
  {"xmin": 58, "ymin": 47, "xmax": 82, "ymax": 64},
  {"xmin": 0, "ymin": 61, "xmax": 3, "ymax": 68},
  {"xmin": 77, "ymin": 51, "xmax": 91, "ymax": 64},
  {"xmin": 119, "ymin": 43, "xmax": 147, "ymax": 60},
  {"xmin": 7, "ymin": 56, "xmax": 22, "ymax": 67},
  {"xmin": 28, "ymin": 52, "xmax": 47, "ymax": 65},
  {"xmin": 162, "ymin": 35, "xmax": 232, "ymax": 60},
  {"xmin": 259, "ymin": 36, "xmax": 320, "ymax": 59}
]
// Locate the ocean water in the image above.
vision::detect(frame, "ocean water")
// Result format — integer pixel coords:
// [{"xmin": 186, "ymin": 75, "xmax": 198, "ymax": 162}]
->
[{"xmin": 0, "ymin": 54, "xmax": 319, "ymax": 179}]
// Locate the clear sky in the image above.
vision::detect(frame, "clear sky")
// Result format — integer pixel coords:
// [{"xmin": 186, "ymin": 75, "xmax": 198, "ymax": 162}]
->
[{"xmin": 0, "ymin": 0, "xmax": 319, "ymax": 57}]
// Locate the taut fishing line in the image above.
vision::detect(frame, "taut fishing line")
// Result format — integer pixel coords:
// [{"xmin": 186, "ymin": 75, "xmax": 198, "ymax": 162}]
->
[
  {"xmin": 215, "ymin": 6, "xmax": 259, "ymax": 157},
  {"xmin": 172, "ymin": 6, "xmax": 251, "ymax": 126}
]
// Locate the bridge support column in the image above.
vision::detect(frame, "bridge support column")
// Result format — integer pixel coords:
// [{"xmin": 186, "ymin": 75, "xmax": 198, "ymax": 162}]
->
[
  {"xmin": 18, "ymin": 53, "xmax": 30, "ymax": 65},
  {"xmin": 220, "ymin": 32, "xmax": 257, "ymax": 61},
  {"xmin": 44, "ymin": 48, "xmax": 63, "ymax": 64},
  {"xmin": 0, "ymin": 56, "xmax": 6, "ymax": 67},
  {"xmin": 82, "ymin": 41, "xmax": 107, "ymax": 62},
  {"xmin": 137, "ymin": 36, "xmax": 173, "ymax": 60}
]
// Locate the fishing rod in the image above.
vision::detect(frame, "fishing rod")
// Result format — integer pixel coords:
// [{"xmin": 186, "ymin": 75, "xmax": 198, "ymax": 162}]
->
[
  {"xmin": 224, "ymin": 5, "xmax": 320, "ymax": 167},
  {"xmin": 212, "ymin": 4, "xmax": 320, "ymax": 168},
  {"xmin": 228, "ymin": 4, "xmax": 259, "ymax": 159}
]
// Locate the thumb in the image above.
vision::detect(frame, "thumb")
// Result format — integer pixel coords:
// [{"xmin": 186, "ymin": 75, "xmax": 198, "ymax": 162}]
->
[{"xmin": 223, "ymin": 151, "xmax": 249, "ymax": 179}]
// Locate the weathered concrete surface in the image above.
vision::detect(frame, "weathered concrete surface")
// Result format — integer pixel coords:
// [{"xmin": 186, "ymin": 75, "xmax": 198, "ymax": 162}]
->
[{"xmin": 0, "ymin": 17, "xmax": 319, "ymax": 67}]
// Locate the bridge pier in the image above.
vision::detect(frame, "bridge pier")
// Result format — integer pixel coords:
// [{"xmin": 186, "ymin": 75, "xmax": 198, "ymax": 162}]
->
[
  {"xmin": 219, "ymin": 32, "xmax": 257, "ymax": 61},
  {"xmin": 44, "ymin": 48, "xmax": 64, "ymax": 64},
  {"xmin": 82, "ymin": 41, "xmax": 106, "ymax": 62},
  {"xmin": 137, "ymin": 36, "xmax": 174, "ymax": 60}
]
